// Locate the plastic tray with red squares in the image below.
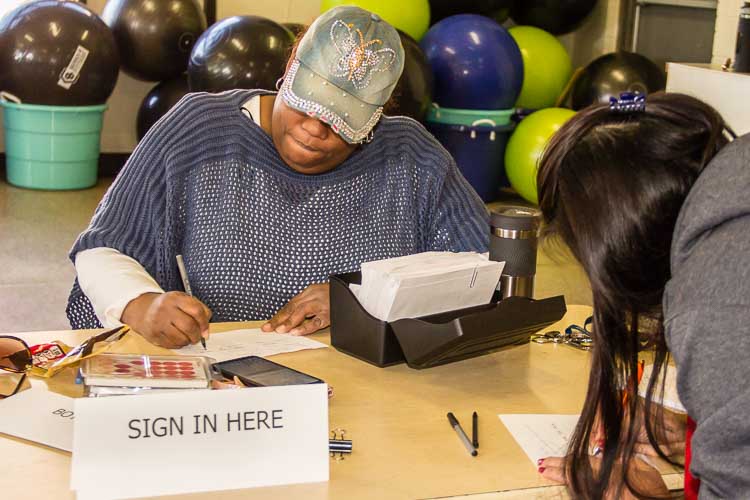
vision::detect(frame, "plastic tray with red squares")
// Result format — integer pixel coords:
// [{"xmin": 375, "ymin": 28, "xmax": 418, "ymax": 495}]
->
[{"xmin": 81, "ymin": 353, "xmax": 212, "ymax": 389}]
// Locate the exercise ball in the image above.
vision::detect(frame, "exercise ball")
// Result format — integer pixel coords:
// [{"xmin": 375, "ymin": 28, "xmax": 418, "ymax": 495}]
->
[
  {"xmin": 388, "ymin": 31, "xmax": 433, "ymax": 122},
  {"xmin": 282, "ymin": 22, "xmax": 307, "ymax": 38},
  {"xmin": 505, "ymin": 108, "xmax": 575, "ymax": 204},
  {"xmin": 421, "ymin": 14, "xmax": 523, "ymax": 110},
  {"xmin": 510, "ymin": 0, "xmax": 597, "ymax": 36},
  {"xmin": 509, "ymin": 26, "xmax": 572, "ymax": 110},
  {"xmin": 320, "ymin": 0, "xmax": 430, "ymax": 41},
  {"xmin": 102, "ymin": 0, "xmax": 206, "ymax": 82},
  {"xmin": 137, "ymin": 75, "xmax": 190, "ymax": 140},
  {"xmin": 571, "ymin": 51, "xmax": 666, "ymax": 110},
  {"xmin": 0, "ymin": 1, "xmax": 119, "ymax": 105},
  {"xmin": 188, "ymin": 16, "xmax": 294, "ymax": 93},
  {"xmin": 429, "ymin": 0, "xmax": 516, "ymax": 25}
]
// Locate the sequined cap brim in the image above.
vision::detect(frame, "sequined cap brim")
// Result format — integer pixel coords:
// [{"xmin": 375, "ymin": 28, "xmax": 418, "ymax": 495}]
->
[{"xmin": 280, "ymin": 59, "xmax": 383, "ymax": 144}]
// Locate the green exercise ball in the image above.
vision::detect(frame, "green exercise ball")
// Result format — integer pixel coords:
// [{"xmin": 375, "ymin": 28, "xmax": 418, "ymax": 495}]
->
[
  {"xmin": 505, "ymin": 108, "xmax": 576, "ymax": 204},
  {"xmin": 321, "ymin": 0, "xmax": 430, "ymax": 41},
  {"xmin": 509, "ymin": 26, "xmax": 572, "ymax": 110}
]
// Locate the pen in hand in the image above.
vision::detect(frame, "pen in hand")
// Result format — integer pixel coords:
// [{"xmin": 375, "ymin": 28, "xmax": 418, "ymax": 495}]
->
[
  {"xmin": 447, "ymin": 412, "xmax": 478, "ymax": 457},
  {"xmin": 176, "ymin": 254, "xmax": 207, "ymax": 350}
]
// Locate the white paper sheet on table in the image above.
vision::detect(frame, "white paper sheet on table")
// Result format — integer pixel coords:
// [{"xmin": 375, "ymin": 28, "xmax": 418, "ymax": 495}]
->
[
  {"xmin": 175, "ymin": 328, "xmax": 327, "ymax": 362},
  {"xmin": 499, "ymin": 414, "xmax": 580, "ymax": 465},
  {"xmin": 0, "ymin": 386, "xmax": 75, "ymax": 452},
  {"xmin": 639, "ymin": 364, "xmax": 686, "ymax": 413}
]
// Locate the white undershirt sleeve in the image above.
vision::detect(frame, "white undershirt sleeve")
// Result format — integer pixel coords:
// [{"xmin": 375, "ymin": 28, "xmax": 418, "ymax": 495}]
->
[{"xmin": 75, "ymin": 248, "xmax": 165, "ymax": 328}]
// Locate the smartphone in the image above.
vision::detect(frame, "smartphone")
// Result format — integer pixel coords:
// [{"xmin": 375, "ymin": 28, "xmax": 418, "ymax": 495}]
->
[{"xmin": 212, "ymin": 356, "xmax": 324, "ymax": 387}]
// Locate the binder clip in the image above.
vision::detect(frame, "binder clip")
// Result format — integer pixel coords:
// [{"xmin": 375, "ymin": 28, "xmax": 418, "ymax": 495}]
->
[{"xmin": 329, "ymin": 428, "xmax": 353, "ymax": 461}]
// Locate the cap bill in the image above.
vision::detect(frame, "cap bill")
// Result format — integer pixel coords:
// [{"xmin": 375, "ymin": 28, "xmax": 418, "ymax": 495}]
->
[{"xmin": 280, "ymin": 59, "xmax": 383, "ymax": 144}]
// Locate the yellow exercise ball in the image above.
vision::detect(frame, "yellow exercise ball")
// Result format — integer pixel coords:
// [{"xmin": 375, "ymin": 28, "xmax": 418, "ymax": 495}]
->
[
  {"xmin": 505, "ymin": 108, "xmax": 576, "ymax": 204},
  {"xmin": 320, "ymin": 0, "xmax": 430, "ymax": 41}
]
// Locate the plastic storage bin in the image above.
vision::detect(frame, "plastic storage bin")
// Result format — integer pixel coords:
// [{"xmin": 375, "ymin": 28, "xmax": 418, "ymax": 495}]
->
[{"xmin": 1, "ymin": 99, "xmax": 106, "ymax": 190}]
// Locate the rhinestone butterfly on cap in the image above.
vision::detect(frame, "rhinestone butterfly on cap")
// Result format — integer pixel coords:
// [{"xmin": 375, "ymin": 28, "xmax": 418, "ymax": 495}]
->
[{"xmin": 330, "ymin": 20, "xmax": 396, "ymax": 90}]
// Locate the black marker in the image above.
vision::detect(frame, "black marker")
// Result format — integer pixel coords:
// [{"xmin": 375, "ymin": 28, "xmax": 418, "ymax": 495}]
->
[
  {"xmin": 447, "ymin": 412, "xmax": 477, "ymax": 457},
  {"xmin": 472, "ymin": 411, "xmax": 479, "ymax": 448}
]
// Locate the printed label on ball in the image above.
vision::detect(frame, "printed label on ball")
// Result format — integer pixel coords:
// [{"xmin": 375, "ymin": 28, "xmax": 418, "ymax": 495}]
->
[{"xmin": 58, "ymin": 46, "xmax": 90, "ymax": 90}]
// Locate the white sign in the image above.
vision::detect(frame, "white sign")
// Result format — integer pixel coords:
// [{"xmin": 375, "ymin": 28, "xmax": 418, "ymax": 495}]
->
[
  {"xmin": 71, "ymin": 384, "xmax": 329, "ymax": 499},
  {"xmin": 0, "ymin": 386, "xmax": 75, "ymax": 452}
]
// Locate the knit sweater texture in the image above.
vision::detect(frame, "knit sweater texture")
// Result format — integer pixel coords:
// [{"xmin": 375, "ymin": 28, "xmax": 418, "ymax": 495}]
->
[{"xmin": 67, "ymin": 90, "xmax": 490, "ymax": 328}]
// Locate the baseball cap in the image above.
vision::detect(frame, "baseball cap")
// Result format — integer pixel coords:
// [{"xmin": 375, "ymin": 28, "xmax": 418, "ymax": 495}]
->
[{"xmin": 278, "ymin": 6, "xmax": 405, "ymax": 144}]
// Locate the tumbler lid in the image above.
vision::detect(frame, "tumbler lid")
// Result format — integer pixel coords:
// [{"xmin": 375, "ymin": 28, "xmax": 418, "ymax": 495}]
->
[{"xmin": 490, "ymin": 206, "xmax": 541, "ymax": 233}]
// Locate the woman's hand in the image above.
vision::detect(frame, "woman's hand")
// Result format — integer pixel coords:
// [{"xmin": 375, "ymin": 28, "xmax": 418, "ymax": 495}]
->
[
  {"xmin": 632, "ymin": 406, "xmax": 686, "ymax": 459},
  {"xmin": 538, "ymin": 455, "xmax": 669, "ymax": 499},
  {"xmin": 262, "ymin": 283, "xmax": 330, "ymax": 336},
  {"xmin": 121, "ymin": 292, "xmax": 212, "ymax": 349},
  {"xmin": 590, "ymin": 400, "xmax": 686, "ymax": 460}
]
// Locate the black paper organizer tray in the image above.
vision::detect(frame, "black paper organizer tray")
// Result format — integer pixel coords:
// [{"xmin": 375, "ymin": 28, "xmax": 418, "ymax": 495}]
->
[{"xmin": 329, "ymin": 272, "xmax": 567, "ymax": 369}]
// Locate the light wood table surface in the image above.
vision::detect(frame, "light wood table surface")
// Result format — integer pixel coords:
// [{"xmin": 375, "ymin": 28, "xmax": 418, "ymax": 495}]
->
[{"xmin": 0, "ymin": 307, "xmax": 599, "ymax": 499}]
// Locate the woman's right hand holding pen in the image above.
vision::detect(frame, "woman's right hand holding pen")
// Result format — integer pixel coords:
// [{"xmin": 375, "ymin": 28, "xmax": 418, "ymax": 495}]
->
[{"xmin": 121, "ymin": 292, "xmax": 212, "ymax": 349}]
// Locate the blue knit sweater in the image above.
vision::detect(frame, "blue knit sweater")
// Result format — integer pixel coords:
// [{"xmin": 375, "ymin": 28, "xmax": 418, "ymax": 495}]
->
[{"xmin": 67, "ymin": 90, "xmax": 489, "ymax": 328}]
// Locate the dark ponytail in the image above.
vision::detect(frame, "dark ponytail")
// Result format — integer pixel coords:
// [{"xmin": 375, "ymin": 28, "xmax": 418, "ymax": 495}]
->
[{"xmin": 537, "ymin": 92, "xmax": 730, "ymax": 498}]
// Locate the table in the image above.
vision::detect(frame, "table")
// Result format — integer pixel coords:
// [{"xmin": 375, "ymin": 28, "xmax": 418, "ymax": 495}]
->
[{"xmin": 0, "ymin": 305, "xmax": 637, "ymax": 499}]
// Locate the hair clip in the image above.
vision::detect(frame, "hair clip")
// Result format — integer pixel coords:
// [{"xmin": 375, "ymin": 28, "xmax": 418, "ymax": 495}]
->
[{"xmin": 609, "ymin": 92, "xmax": 646, "ymax": 113}]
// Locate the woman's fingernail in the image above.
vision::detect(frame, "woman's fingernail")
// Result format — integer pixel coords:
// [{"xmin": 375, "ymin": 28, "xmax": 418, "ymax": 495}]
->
[
  {"xmin": 289, "ymin": 328, "xmax": 301, "ymax": 335},
  {"xmin": 537, "ymin": 459, "xmax": 544, "ymax": 466},
  {"xmin": 276, "ymin": 326, "xmax": 288, "ymax": 333},
  {"xmin": 538, "ymin": 467, "xmax": 545, "ymax": 473}
]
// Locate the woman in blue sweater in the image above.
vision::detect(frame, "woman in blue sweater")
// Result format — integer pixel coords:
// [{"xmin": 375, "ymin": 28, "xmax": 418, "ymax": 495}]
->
[{"xmin": 67, "ymin": 6, "xmax": 489, "ymax": 348}]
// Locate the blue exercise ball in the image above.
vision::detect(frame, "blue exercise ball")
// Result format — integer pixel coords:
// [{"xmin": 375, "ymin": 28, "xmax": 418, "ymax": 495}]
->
[{"xmin": 420, "ymin": 14, "xmax": 523, "ymax": 110}]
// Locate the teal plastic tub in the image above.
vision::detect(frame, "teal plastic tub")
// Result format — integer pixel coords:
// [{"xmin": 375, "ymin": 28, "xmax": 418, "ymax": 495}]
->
[{"xmin": 1, "ymin": 100, "xmax": 106, "ymax": 190}]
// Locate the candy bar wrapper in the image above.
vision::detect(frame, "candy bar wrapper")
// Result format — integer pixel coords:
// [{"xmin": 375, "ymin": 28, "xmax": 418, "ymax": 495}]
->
[{"xmin": 29, "ymin": 326, "xmax": 131, "ymax": 378}]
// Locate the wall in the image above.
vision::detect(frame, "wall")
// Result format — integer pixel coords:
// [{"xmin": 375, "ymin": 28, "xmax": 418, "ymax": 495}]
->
[
  {"xmin": 712, "ymin": 0, "xmax": 743, "ymax": 65},
  {"xmin": 0, "ymin": 0, "xmax": 620, "ymax": 154},
  {"xmin": 560, "ymin": 0, "xmax": 622, "ymax": 69}
]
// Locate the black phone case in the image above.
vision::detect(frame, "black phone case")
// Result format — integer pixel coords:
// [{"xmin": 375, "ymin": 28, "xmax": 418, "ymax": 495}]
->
[{"xmin": 212, "ymin": 355, "xmax": 324, "ymax": 387}]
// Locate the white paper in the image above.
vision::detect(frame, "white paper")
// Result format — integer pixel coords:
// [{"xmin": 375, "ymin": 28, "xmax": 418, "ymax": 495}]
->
[
  {"xmin": 72, "ymin": 384, "xmax": 329, "ymax": 499},
  {"xmin": 0, "ymin": 386, "xmax": 75, "ymax": 451},
  {"xmin": 356, "ymin": 251, "xmax": 505, "ymax": 321},
  {"xmin": 638, "ymin": 364, "xmax": 686, "ymax": 413},
  {"xmin": 499, "ymin": 414, "xmax": 580, "ymax": 465},
  {"xmin": 175, "ymin": 328, "xmax": 327, "ymax": 362}
]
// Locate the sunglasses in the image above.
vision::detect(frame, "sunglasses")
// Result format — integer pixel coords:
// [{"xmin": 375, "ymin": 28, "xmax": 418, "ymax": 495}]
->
[{"xmin": 0, "ymin": 336, "xmax": 33, "ymax": 399}]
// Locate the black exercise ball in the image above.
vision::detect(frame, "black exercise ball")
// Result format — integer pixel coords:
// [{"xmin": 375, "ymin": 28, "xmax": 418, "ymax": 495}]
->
[
  {"xmin": 188, "ymin": 16, "xmax": 294, "ymax": 93},
  {"xmin": 430, "ymin": 0, "xmax": 516, "ymax": 25},
  {"xmin": 510, "ymin": 0, "xmax": 597, "ymax": 35},
  {"xmin": 571, "ymin": 51, "xmax": 666, "ymax": 110},
  {"xmin": 0, "ymin": 1, "xmax": 119, "ymax": 105},
  {"xmin": 137, "ymin": 74, "xmax": 190, "ymax": 140},
  {"xmin": 388, "ymin": 31, "xmax": 433, "ymax": 122},
  {"xmin": 282, "ymin": 22, "xmax": 307, "ymax": 39},
  {"xmin": 102, "ymin": 0, "xmax": 207, "ymax": 82}
]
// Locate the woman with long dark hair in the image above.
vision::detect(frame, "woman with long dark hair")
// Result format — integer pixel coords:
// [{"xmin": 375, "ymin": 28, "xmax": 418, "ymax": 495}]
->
[{"xmin": 535, "ymin": 92, "xmax": 748, "ymax": 498}]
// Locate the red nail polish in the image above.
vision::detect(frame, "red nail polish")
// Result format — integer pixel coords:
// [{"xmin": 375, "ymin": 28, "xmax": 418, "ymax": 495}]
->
[
  {"xmin": 538, "ymin": 467, "xmax": 546, "ymax": 473},
  {"xmin": 537, "ymin": 458, "xmax": 544, "ymax": 465}
]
